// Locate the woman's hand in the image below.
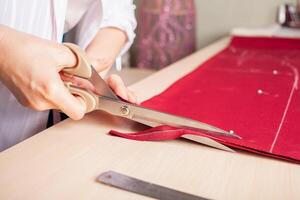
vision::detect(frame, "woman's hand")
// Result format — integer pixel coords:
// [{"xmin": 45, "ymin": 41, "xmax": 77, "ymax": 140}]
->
[
  {"xmin": 85, "ymin": 27, "xmax": 139, "ymax": 104},
  {"xmin": 0, "ymin": 25, "xmax": 138, "ymax": 120},
  {"xmin": 106, "ymin": 74, "xmax": 138, "ymax": 104},
  {"xmin": 0, "ymin": 25, "xmax": 86, "ymax": 120}
]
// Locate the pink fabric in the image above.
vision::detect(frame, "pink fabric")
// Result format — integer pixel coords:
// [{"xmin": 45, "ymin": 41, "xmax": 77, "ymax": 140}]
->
[
  {"xmin": 135, "ymin": 0, "xmax": 196, "ymax": 69},
  {"xmin": 111, "ymin": 36, "xmax": 300, "ymax": 163}
]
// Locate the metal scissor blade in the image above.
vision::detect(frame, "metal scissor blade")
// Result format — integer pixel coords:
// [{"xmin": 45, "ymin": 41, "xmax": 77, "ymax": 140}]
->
[
  {"xmin": 97, "ymin": 96, "xmax": 241, "ymax": 139},
  {"xmin": 129, "ymin": 106, "xmax": 240, "ymax": 139},
  {"xmin": 89, "ymin": 67, "xmax": 119, "ymax": 100}
]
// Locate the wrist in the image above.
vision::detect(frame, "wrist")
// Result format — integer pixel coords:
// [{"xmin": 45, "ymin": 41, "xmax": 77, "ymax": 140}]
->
[
  {"xmin": 85, "ymin": 28, "xmax": 127, "ymax": 72},
  {"xmin": 89, "ymin": 55, "xmax": 115, "ymax": 72}
]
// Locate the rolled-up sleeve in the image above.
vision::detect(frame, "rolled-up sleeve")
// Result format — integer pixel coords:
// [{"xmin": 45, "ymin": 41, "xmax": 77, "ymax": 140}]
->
[
  {"xmin": 64, "ymin": 0, "xmax": 136, "ymax": 57},
  {"xmin": 65, "ymin": 0, "xmax": 103, "ymax": 49},
  {"xmin": 99, "ymin": 0, "xmax": 137, "ymax": 55}
]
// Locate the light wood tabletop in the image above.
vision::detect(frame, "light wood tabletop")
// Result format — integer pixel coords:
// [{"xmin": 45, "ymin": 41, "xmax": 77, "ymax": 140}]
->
[{"xmin": 0, "ymin": 37, "xmax": 299, "ymax": 200}]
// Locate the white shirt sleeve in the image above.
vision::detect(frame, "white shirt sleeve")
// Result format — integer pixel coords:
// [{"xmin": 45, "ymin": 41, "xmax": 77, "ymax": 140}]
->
[
  {"xmin": 64, "ymin": 0, "xmax": 103, "ymax": 49},
  {"xmin": 99, "ymin": 0, "xmax": 137, "ymax": 56},
  {"xmin": 65, "ymin": 0, "xmax": 136, "ymax": 56}
]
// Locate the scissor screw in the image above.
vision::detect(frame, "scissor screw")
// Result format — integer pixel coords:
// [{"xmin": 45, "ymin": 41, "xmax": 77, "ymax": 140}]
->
[{"xmin": 120, "ymin": 106, "xmax": 130, "ymax": 116}]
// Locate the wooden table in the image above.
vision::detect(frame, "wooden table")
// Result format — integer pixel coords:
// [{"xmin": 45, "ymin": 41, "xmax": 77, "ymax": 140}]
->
[{"xmin": 0, "ymin": 37, "xmax": 299, "ymax": 200}]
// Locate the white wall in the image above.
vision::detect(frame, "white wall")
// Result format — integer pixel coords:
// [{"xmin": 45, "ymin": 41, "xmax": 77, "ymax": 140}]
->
[{"xmin": 195, "ymin": 0, "xmax": 295, "ymax": 48}]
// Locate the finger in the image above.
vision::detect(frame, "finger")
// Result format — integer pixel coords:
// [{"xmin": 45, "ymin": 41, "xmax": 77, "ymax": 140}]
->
[
  {"xmin": 47, "ymin": 79, "xmax": 87, "ymax": 120},
  {"xmin": 22, "ymin": 94, "xmax": 55, "ymax": 111},
  {"xmin": 9, "ymin": 84, "xmax": 56, "ymax": 111},
  {"xmin": 107, "ymin": 74, "xmax": 128, "ymax": 100},
  {"xmin": 127, "ymin": 89, "xmax": 138, "ymax": 104},
  {"xmin": 60, "ymin": 72, "xmax": 74, "ymax": 82},
  {"xmin": 60, "ymin": 73, "xmax": 95, "ymax": 92},
  {"xmin": 55, "ymin": 45, "xmax": 77, "ymax": 71}
]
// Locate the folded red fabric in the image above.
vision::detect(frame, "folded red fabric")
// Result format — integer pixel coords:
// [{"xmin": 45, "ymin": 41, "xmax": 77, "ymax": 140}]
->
[{"xmin": 110, "ymin": 36, "xmax": 300, "ymax": 163}]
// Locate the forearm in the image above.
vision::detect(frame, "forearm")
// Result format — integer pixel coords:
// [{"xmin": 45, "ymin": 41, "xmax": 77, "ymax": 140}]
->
[
  {"xmin": 0, "ymin": 24, "xmax": 8, "ymax": 44},
  {"xmin": 85, "ymin": 27, "xmax": 127, "ymax": 75},
  {"xmin": 0, "ymin": 25, "xmax": 9, "ymax": 73}
]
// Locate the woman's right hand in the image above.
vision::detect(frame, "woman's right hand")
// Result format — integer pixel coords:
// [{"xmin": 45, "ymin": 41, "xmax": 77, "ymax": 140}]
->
[{"xmin": 0, "ymin": 25, "xmax": 86, "ymax": 120}]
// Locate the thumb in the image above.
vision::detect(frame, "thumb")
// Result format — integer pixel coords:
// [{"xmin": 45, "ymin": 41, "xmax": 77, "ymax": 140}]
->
[
  {"xmin": 51, "ymin": 81, "xmax": 87, "ymax": 120},
  {"xmin": 55, "ymin": 44, "xmax": 77, "ymax": 71}
]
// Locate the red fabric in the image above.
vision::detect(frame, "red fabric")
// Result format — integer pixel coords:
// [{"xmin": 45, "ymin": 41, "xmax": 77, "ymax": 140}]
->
[{"xmin": 110, "ymin": 36, "xmax": 300, "ymax": 163}]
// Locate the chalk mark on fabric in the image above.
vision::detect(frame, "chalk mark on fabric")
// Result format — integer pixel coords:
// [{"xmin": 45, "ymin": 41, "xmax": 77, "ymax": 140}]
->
[
  {"xmin": 237, "ymin": 50, "xmax": 249, "ymax": 66},
  {"xmin": 257, "ymin": 89, "xmax": 270, "ymax": 95},
  {"xmin": 273, "ymin": 70, "xmax": 279, "ymax": 75},
  {"xmin": 270, "ymin": 60, "xmax": 299, "ymax": 153}
]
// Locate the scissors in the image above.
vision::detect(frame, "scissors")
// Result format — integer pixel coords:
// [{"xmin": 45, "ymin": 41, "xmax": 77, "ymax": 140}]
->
[{"xmin": 62, "ymin": 43, "xmax": 241, "ymax": 145}]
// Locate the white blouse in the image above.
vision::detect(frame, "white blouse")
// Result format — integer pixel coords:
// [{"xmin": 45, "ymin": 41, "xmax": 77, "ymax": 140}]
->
[{"xmin": 0, "ymin": 0, "xmax": 136, "ymax": 151}]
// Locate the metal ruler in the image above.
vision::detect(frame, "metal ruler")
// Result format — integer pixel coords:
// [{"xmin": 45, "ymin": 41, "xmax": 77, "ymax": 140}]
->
[{"xmin": 97, "ymin": 171, "xmax": 210, "ymax": 200}]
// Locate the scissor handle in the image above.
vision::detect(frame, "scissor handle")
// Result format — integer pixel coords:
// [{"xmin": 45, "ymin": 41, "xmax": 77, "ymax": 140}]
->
[
  {"xmin": 62, "ymin": 43, "xmax": 98, "ymax": 113},
  {"xmin": 64, "ymin": 83, "xmax": 98, "ymax": 113},
  {"xmin": 62, "ymin": 43, "xmax": 92, "ymax": 79}
]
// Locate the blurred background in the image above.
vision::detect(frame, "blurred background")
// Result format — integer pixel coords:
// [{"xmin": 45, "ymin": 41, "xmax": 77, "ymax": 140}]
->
[
  {"xmin": 135, "ymin": 0, "xmax": 294, "ymax": 49},
  {"xmin": 113, "ymin": 0, "xmax": 298, "ymax": 84}
]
